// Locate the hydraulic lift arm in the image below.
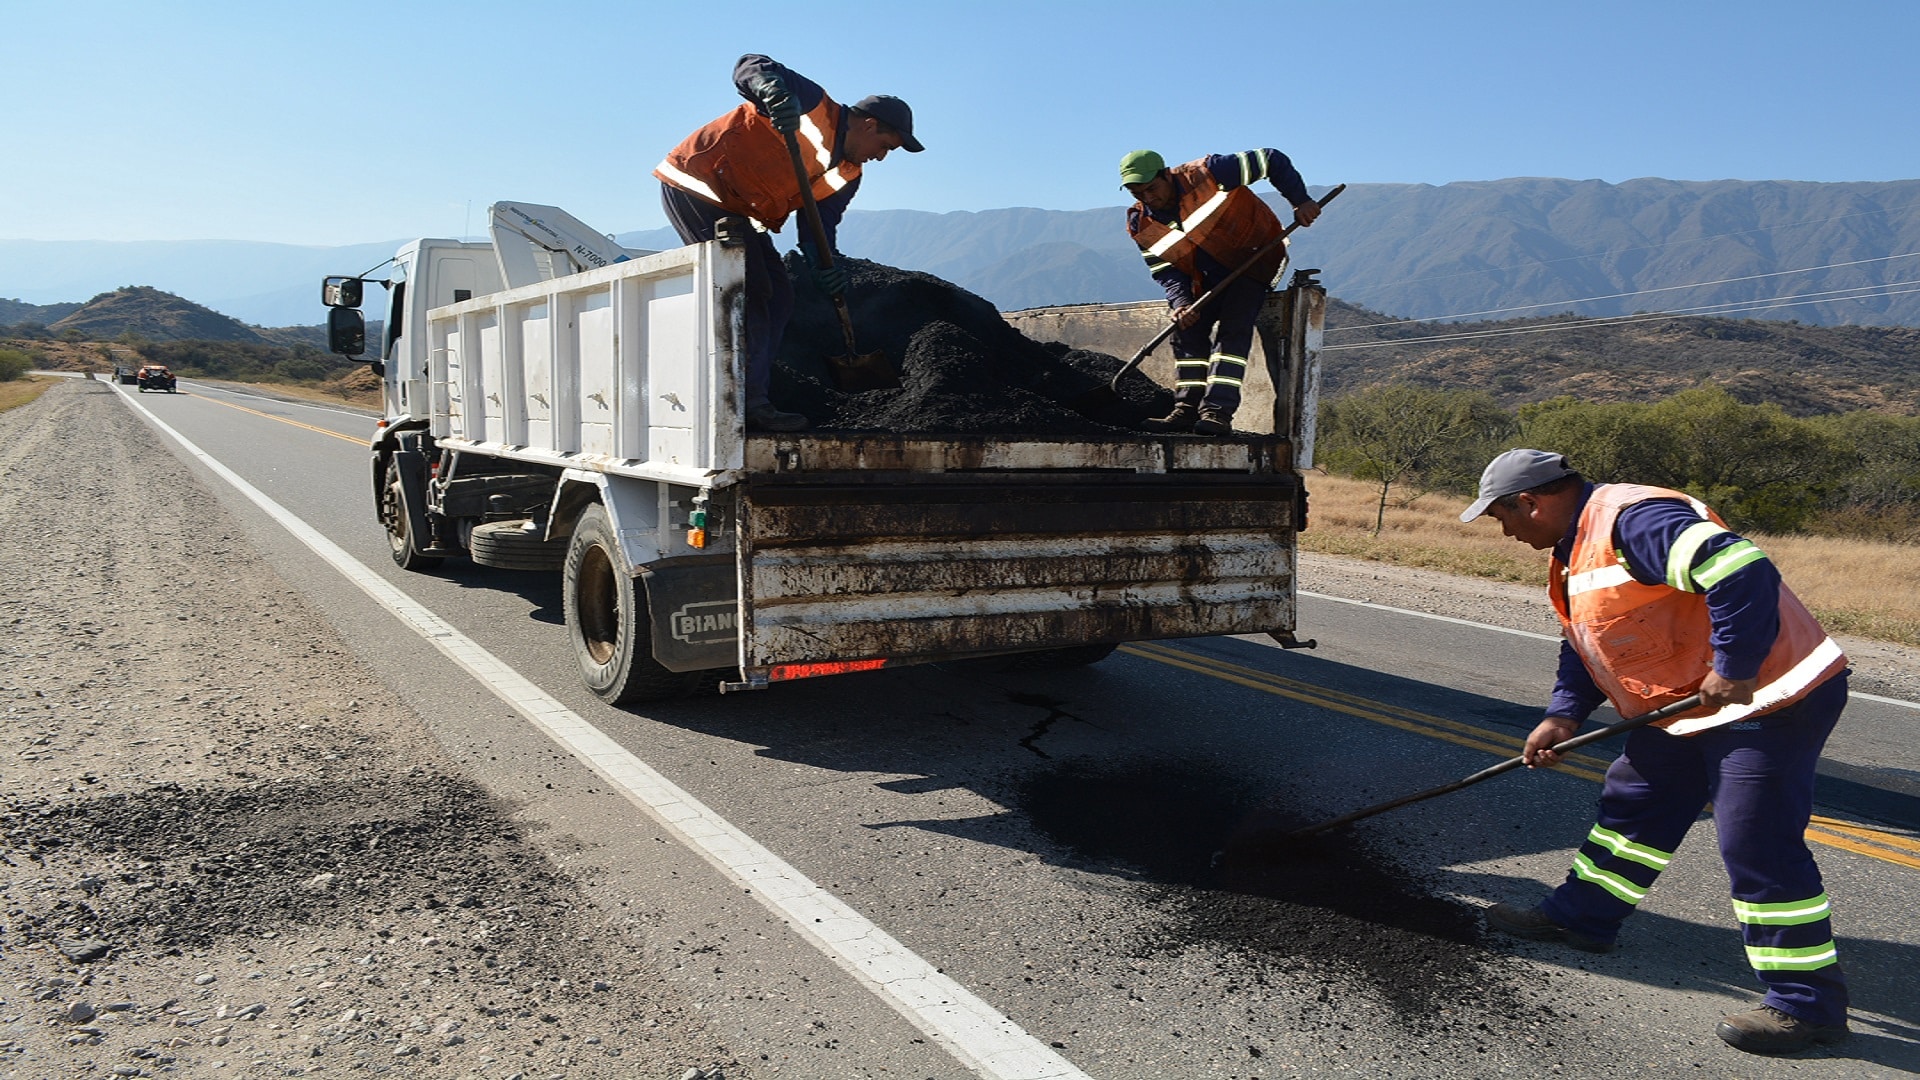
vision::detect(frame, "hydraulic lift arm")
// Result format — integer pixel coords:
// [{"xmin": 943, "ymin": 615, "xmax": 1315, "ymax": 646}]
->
[{"xmin": 488, "ymin": 201, "xmax": 654, "ymax": 289}]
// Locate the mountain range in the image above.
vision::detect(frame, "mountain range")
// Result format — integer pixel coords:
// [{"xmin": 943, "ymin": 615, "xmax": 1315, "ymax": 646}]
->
[{"xmin": 4, "ymin": 178, "xmax": 1918, "ymax": 331}]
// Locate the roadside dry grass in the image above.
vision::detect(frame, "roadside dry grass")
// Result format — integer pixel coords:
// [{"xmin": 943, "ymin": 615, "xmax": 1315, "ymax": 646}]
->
[
  {"xmin": 195, "ymin": 375, "xmax": 382, "ymax": 411},
  {"xmin": 0, "ymin": 374, "xmax": 59, "ymax": 412},
  {"xmin": 1303, "ymin": 471, "xmax": 1920, "ymax": 648}
]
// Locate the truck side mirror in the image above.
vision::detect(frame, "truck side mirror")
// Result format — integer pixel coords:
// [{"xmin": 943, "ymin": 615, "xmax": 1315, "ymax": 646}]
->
[
  {"xmin": 323, "ymin": 276, "xmax": 364, "ymax": 308},
  {"xmin": 328, "ymin": 307, "xmax": 367, "ymax": 357}
]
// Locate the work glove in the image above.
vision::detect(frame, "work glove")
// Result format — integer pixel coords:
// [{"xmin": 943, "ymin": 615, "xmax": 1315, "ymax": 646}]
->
[
  {"xmin": 800, "ymin": 245, "xmax": 847, "ymax": 296},
  {"xmin": 750, "ymin": 74, "xmax": 801, "ymax": 134},
  {"xmin": 815, "ymin": 262, "xmax": 847, "ymax": 296}
]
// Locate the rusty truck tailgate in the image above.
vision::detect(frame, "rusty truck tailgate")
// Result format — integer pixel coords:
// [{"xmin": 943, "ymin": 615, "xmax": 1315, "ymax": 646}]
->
[{"xmin": 736, "ymin": 435, "xmax": 1302, "ymax": 672}]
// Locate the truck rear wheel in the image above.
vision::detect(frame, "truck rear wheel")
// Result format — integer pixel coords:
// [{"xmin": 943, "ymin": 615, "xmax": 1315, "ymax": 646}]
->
[{"xmin": 565, "ymin": 504, "xmax": 698, "ymax": 704}]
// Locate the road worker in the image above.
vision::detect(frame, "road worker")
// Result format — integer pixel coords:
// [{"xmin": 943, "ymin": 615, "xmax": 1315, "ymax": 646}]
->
[
  {"xmin": 1120, "ymin": 148, "xmax": 1318, "ymax": 435},
  {"xmin": 1464, "ymin": 448, "xmax": 1851, "ymax": 1055},
  {"xmin": 656, "ymin": 54, "xmax": 922, "ymax": 432}
]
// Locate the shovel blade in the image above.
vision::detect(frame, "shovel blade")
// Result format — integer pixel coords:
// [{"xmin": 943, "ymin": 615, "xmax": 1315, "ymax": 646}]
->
[{"xmin": 828, "ymin": 350, "xmax": 900, "ymax": 392}]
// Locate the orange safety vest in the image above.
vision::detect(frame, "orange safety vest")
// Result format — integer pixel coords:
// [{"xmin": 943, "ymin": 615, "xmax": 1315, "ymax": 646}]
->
[
  {"xmin": 1551, "ymin": 484, "xmax": 1846, "ymax": 735},
  {"xmin": 1127, "ymin": 161, "xmax": 1286, "ymax": 286},
  {"xmin": 655, "ymin": 96, "xmax": 861, "ymax": 233}
]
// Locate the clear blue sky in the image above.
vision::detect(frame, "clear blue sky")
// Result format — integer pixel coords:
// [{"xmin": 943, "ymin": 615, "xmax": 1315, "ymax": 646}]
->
[{"xmin": 5, "ymin": 0, "xmax": 1915, "ymax": 246}]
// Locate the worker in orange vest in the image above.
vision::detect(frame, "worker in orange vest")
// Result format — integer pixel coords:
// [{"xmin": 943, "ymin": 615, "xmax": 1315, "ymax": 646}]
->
[
  {"xmin": 1121, "ymin": 148, "xmax": 1319, "ymax": 435},
  {"xmin": 1464, "ymin": 448, "xmax": 1850, "ymax": 1055},
  {"xmin": 657, "ymin": 54, "xmax": 922, "ymax": 431}
]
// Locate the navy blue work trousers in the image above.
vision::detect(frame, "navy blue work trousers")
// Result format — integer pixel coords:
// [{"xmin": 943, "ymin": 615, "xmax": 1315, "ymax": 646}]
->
[
  {"xmin": 1169, "ymin": 274, "xmax": 1269, "ymax": 415},
  {"xmin": 1541, "ymin": 672, "xmax": 1850, "ymax": 1026}
]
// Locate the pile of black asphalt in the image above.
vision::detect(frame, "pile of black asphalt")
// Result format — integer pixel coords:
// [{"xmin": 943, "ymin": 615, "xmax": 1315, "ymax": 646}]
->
[{"xmin": 772, "ymin": 254, "xmax": 1172, "ymax": 434}]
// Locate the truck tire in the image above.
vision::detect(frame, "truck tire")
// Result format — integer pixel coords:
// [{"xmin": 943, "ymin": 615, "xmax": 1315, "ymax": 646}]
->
[
  {"xmin": 469, "ymin": 520, "xmax": 567, "ymax": 572},
  {"xmin": 565, "ymin": 504, "xmax": 698, "ymax": 704},
  {"xmin": 382, "ymin": 455, "xmax": 443, "ymax": 571}
]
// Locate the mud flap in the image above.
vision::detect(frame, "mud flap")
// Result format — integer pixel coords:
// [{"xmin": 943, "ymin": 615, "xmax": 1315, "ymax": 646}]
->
[
  {"xmin": 640, "ymin": 555, "xmax": 740, "ymax": 673},
  {"xmin": 390, "ymin": 448, "xmax": 444, "ymax": 554}
]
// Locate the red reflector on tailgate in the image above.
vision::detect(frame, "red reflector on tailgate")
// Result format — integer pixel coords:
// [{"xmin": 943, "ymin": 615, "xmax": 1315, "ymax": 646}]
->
[{"xmin": 767, "ymin": 658, "xmax": 889, "ymax": 682}]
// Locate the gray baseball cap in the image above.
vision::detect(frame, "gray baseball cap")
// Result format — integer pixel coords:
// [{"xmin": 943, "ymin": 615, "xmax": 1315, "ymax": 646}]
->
[{"xmin": 1459, "ymin": 449, "xmax": 1576, "ymax": 522}]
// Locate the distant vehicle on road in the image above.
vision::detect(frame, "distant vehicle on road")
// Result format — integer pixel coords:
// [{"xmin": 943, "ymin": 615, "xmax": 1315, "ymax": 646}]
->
[
  {"xmin": 135, "ymin": 365, "xmax": 177, "ymax": 393},
  {"xmin": 115, "ymin": 365, "xmax": 139, "ymax": 385}
]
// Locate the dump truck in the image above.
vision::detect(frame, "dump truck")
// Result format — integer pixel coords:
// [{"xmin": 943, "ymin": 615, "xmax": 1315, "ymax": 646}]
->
[{"xmin": 323, "ymin": 201, "xmax": 1325, "ymax": 703}]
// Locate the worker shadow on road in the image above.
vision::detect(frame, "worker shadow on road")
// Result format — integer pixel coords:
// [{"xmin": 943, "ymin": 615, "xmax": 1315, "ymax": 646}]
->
[{"xmin": 1455, "ymin": 868, "xmax": 1920, "ymax": 1062}]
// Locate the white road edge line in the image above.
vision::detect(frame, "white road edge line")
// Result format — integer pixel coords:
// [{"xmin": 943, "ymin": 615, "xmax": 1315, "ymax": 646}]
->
[
  {"xmin": 1300, "ymin": 590, "xmax": 1920, "ymax": 712},
  {"xmin": 1300, "ymin": 589, "xmax": 1562, "ymax": 641},
  {"xmin": 119, "ymin": 391, "xmax": 1090, "ymax": 1080}
]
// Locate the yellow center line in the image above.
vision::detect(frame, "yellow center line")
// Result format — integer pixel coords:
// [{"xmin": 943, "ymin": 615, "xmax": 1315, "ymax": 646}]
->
[
  {"xmin": 1121, "ymin": 641, "xmax": 1919, "ymax": 871},
  {"xmin": 1123, "ymin": 641, "xmax": 1611, "ymax": 782},
  {"xmin": 196, "ymin": 391, "xmax": 370, "ymax": 445},
  {"xmin": 1806, "ymin": 827, "xmax": 1920, "ymax": 870}
]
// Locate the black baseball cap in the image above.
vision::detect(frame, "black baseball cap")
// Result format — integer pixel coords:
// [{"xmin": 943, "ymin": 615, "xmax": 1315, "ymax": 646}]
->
[{"xmin": 851, "ymin": 95, "xmax": 923, "ymax": 152}]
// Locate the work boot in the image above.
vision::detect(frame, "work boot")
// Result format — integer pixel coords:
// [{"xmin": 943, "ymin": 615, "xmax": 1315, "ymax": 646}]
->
[
  {"xmin": 746, "ymin": 403, "xmax": 809, "ymax": 432},
  {"xmin": 1140, "ymin": 404, "xmax": 1199, "ymax": 433},
  {"xmin": 1484, "ymin": 902, "xmax": 1615, "ymax": 954},
  {"xmin": 1192, "ymin": 406, "xmax": 1235, "ymax": 436},
  {"xmin": 1715, "ymin": 1005, "xmax": 1848, "ymax": 1054}
]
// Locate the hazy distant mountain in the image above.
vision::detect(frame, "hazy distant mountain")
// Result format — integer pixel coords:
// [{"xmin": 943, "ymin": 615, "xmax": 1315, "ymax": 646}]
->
[
  {"xmin": 1289, "ymin": 178, "xmax": 1920, "ymax": 329},
  {"xmin": 5, "ymin": 178, "xmax": 1918, "ymax": 329},
  {"xmin": 0, "ymin": 297, "xmax": 82, "ymax": 326},
  {"xmin": 0, "ymin": 238, "xmax": 402, "ymax": 330},
  {"xmin": 49, "ymin": 286, "xmax": 269, "ymax": 343}
]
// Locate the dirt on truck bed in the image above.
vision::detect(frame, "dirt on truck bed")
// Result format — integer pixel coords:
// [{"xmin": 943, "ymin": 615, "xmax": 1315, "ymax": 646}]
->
[{"xmin": 773, "ymin": 255, "xmax": 1172, "ymax": 435}]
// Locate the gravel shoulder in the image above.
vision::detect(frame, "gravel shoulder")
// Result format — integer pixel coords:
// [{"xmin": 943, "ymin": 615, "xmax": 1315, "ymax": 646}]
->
[
  {"xmin": 2, "ymin": 380, "xmax": 736, "ymax": 1078},
  {"xmin": 5, "ymin": 380, "xmax": 1915, "ymax": 1078}
]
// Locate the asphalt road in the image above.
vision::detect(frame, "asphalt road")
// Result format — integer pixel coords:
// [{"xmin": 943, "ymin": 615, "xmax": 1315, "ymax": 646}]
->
[{"xmin": 102, "ymin": 375, "xmax": 1920, "ymax": 1078}]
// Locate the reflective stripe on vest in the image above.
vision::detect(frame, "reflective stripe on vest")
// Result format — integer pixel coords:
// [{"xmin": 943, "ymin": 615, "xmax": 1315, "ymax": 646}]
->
[
  {"xmin": 1552, "ymin": 484, "xmax": 1845, "ymax": 733},
  {"xmin": 656, "ymin": 97, "xmax": 859, "ymax": 232},
  {"xmin": 1128, "ymin": 161, "xmax": 1284, "ymax": 283},
  {"xmin": 1142, "ymin": 189, "xmax": 1231, "ymax": 260}
]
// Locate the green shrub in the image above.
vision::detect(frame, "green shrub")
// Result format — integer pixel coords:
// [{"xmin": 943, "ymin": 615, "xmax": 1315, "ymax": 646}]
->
[{"xmin": 0, "ymin": 348, "xmax": 31, "ymax": 381}]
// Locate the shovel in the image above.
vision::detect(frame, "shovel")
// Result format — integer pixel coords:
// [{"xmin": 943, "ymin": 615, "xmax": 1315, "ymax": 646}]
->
[
  {"xmin": 781, "ymin": 127, "xmax": 899, "ymax": 392},
  {"xmin": 1097, "ymin": 182, "xmax": 1347, "ymax": 402},
  {"xmin": 1282, "ymin": 692, "xmax": 1706, "ymax": 841}
]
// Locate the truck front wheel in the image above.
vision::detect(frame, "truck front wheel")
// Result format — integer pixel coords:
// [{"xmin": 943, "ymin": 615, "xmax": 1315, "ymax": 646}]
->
[
  {"xmin": 564, "ymin": 504, "xmax": 698, "ymax": 705},
  {"xmin": 382, "ymin": 453, "xmax": 443, "ymax": 571}
]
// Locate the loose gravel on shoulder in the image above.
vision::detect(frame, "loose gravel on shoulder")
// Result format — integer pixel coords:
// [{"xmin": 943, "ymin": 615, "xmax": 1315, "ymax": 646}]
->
[{"xmin": 1, "ymin": 380, "xmax": 740, "ymax": 1079}]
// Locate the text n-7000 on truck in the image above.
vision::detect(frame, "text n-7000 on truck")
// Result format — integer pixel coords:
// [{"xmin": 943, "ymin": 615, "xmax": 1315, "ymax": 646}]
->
[{"xmin": 322, "ymin": 201, "xmax": 1323, "ymax": 704}]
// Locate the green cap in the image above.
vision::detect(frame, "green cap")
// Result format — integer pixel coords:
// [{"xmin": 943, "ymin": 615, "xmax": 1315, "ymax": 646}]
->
[{"xmin": 1118, "ymin": 149, "xmax": 1165, "ymax": 187}]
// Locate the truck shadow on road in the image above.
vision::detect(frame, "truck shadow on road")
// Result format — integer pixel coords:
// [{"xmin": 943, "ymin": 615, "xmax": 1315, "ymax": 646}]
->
[{"xmin": 434, "ymin": 561, "xmax": 565, "ymax": 625}]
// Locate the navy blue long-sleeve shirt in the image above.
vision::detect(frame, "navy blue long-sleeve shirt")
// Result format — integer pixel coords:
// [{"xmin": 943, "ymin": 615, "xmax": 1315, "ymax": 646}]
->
[
  {"xmin": 1548, "ymin": 483, "xmax": 1783, "ymax": 722},
  {"xmin": 732, "ymin": 54, "xmax": 861, "ymax": 250}
]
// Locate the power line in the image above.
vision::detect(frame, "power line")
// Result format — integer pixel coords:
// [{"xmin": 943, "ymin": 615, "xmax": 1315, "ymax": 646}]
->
[
  {"xmin": 1321, "ymin": 281, "xmax": 1920, "ymax": 353},
  {"xmin": 1324, "ymin": 252, "xmax": 1920, "ymax": 334}
]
